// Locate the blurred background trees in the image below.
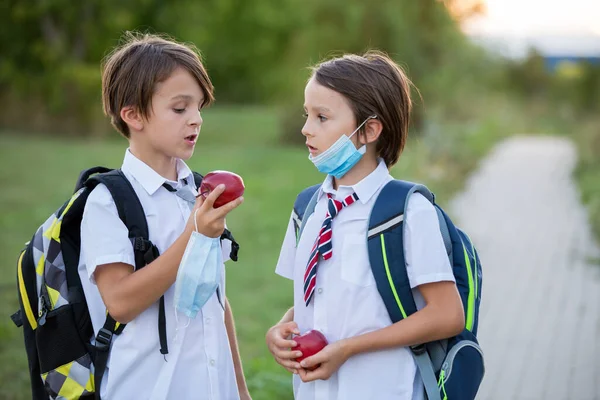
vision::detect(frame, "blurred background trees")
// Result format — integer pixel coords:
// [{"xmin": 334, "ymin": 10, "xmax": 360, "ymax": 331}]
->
[
  {"xmin": 0, "ymin": 0, "xmax": 488, "ymax": 137},
  {"xmin": 2, "ymin": 0, "xmax": 597, "ymax": 144}
]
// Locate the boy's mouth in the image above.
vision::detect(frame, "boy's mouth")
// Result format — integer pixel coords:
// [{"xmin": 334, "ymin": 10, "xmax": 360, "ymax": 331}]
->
[
  {"xmin": 185, "ymin": 134, "xmax": 198, "ymax": 143},
  {"xmin": 306, "ymin": 143, "xmax": 318, "ymax": 154}
]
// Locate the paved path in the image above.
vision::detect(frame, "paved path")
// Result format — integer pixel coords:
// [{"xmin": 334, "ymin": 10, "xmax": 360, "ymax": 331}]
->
[{"xmin": 451, "ymin": 136, "xmax": 600, "ymax": 400}]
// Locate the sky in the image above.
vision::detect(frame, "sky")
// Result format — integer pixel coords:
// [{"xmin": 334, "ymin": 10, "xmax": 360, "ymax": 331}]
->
[{"xmin": 463, "ymin": 0, "xmax": 600, "ymax": 37}]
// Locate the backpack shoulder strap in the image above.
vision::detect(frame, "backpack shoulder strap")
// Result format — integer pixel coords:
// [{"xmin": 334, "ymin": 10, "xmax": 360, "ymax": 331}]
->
[
  {"xmin": 367, "ymin": 179, "xmax": 419, "ymax": 321},
  {"xmin": 85, "ymin": 169, "xmax": 149, "ymax": 246},
  {"xmin": 192, "ymin": 171, "xmax": 203, "ymax": 189},
  {"xmin": 74, "ymin": 166, "xmax": 113, "ymax": 193},
  {"xmin": 367, "ymin": 179, "xmax": 450, "ymax": 318},
  {"xmin": 293, "ymin": 184, "xmax": 321, "ymax": 245},
  {"xmin": 84, "ymin": 169, "xmax": 161, "ymax": 271},
  {"xmin": 368, "ymin": 179, "xmax": 446, "ymax": 400}
]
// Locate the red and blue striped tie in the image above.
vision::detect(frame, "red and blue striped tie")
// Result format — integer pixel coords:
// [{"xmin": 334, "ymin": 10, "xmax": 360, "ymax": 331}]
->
[{"xmin": 303, "ymin": 192, "xmax": 359, "ymax": 306}]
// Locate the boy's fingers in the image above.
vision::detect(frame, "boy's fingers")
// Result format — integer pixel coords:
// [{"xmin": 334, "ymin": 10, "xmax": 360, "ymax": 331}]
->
[
  {"xmin": 274, "ymin": 349, "xmax": 302, "ymax": 361},
  {"xmin": 215, "ymin": 196, "xmax": 244, "ymax": 217},
  {"xmin": 298, "ymin": 368, "xmax": 314, "ymax": 382},
  {"xmin": 201, "ymin": 185, "xmax": 226, "ymax": 209},
  {"xmin": 193, "ymin": 193, "xmax": 205, "ymax": 210},
  {"xmin": 277, "ymin": 357, "xmax": 302, "ymax": 370},
  {"xmin": 300, "ymin": 353, "xmax": 324, "ymax": 369},
  {"xmin": 282, "ymin": 365, "xmax": 296, "ymax": 374},
  {"xmin": 267, "ymin": 336, "xmax": 294, "ymax": 352},
  {"xmin": 273, "ymin": 336, "xmax": 297, "ymax": 349},
  {"xmin": 301, "ymin": 367, "xmax": 324, "ymax": 382},
  {"xmin": 281, "ymin": 321, "xmax": 300, "ymax": 336}
]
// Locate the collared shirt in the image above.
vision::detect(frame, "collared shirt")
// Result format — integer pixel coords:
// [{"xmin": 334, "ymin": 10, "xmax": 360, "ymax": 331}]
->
[
  {"xmin": 275, "ymin": 159, "xmax": 454, "ymax": 400},
  {"xmin": 78, "ymin": 149, "xmax": 239, "ymax": 400}
]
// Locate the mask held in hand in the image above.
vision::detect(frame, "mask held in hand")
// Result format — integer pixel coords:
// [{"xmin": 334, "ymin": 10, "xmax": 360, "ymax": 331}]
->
[{"xmin": 174, "ymin": 209, "xmax": 222, "ymax": 319}]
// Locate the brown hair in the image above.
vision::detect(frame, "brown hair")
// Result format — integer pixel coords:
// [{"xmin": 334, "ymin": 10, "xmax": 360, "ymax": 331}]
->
[
  {"xmin": 311, "ymin": 51, "xmax": 413, "ymax": 167},
  {"xmin": 102, "ymin": 32, "xmax": 214, "ymax": 138}
]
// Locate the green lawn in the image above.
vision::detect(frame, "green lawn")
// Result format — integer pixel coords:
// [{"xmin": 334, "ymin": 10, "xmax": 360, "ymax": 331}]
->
[{"xmin": 0, "ymin": 106, "xmax": 504, "ymax": 399}]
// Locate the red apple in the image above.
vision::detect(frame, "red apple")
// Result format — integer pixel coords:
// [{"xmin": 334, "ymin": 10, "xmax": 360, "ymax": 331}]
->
[
  {"xmin": 292, "ymin": 330, "xmax": 328, "ymax": 370},
  {"xmin": 199, "ymin": 170, "xmax": 245, "ymax": 208}
]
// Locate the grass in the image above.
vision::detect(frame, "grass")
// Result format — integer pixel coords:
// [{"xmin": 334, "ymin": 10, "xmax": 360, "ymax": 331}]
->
[
  {"xmin": 571, "ymin": 116, "xmax": 600, "ymax": 249},
  {"xmin": 0, "ymin": 104, "xmax": 531, "ymax": 399}
]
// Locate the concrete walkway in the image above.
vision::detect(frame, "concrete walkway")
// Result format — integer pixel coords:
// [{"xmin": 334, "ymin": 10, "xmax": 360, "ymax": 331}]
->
[{"xmin": 451, "ymin": 136, "xmax": 600, "ymax": 400}]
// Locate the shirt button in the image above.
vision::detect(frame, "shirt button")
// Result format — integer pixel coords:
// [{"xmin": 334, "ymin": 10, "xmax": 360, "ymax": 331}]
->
[
  {"xmin": 317, "ymin": 288, "xmax": 323, "ymax": 294},
  {"xmin": 210, "ymin": 359, "xmax": 216, "ymax": 366},
  {"xmin": 205, "ymin": 317, "xmax": 211, "ymax": 324}
]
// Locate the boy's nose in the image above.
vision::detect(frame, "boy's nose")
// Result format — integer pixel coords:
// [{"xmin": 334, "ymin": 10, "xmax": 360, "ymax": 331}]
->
[
  {"xmin": 301, "ymin": 121, "xmax": 312, "ymax": 138},
  {"xmin": 189, "ymin": 111, "xmax": 203, "ymax": 126}
]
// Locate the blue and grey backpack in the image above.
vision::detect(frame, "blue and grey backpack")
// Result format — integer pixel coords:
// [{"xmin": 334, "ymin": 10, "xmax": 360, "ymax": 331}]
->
[
  {"xmin": 11, "ymin": 166, "xmax": 239, "ymax": 400},
  {"xmin": 293, "ymin": 180, "xmax": 484, "ymax": 400}
]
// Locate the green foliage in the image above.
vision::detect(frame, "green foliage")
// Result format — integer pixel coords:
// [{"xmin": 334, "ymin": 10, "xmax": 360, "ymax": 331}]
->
[
  {"xmin": 1, "ymin": 0, "xmax": 485, "ymax": 136},
  {"xmin": 504, "ymin": 50, "xmax": 600, "ymax": 114},
  {"xmin": 572, "ymin": 117, "xmax": 600, "ymax": 243}
]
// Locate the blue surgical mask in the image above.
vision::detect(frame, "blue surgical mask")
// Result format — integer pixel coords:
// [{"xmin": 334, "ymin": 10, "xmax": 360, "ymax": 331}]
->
[
  {"xmin": 173, "ymin": 210, "xmax": 222, "ymax": 319},
  {"xmin": 308, "ymin": 115, "xmax": 377, "ymax": 179}
]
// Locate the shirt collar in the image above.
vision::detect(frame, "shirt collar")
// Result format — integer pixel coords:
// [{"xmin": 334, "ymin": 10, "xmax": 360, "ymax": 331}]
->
[
  {"xmin": 318, "ymin": 158, "xmax": 390, "ymax": 204},
  {"xmin": 121, "ymin": 149, "xmax": 194, "ymax": 195}
]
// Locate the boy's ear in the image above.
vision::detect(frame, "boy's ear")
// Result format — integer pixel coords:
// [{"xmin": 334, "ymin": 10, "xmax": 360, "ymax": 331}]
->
[
  {"xmin": 120, "ymin": 106, "xmax": 144, "ymax": 132},
  {"xmin": 360, "ymin": 118, "xmax": 383, "ymax": 145}
]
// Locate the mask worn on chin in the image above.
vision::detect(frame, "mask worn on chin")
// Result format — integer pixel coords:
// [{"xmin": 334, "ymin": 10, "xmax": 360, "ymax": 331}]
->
[{"xmin": 308, "ymin": 115, "xmax": 377, "ymax": 179}]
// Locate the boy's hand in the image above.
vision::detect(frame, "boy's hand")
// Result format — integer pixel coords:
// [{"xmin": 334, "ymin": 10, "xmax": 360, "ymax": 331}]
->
[
  {"xmin": 187, "ymin": 184, "xmax": 243, "ymax": 238},
  {"xmin": 297, "ymin": 340, "xmax": 351, "ymax": 382},
  {"xmin": 266, "ymin": 321, "xmax": 303, "ymax": 374}
]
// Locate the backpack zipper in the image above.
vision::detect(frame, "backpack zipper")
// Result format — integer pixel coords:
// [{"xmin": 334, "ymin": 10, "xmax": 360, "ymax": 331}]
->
[
  {"xmin": 37, "ymin": 295, "xmax": 49, "ymax": 326},
  {"xmin": 37, "ymin": 280, "xmax": 53, "ymax": 326},
  {"xmin": 439, "ymin": 340, "xmax": 485, "ymax": 384}
]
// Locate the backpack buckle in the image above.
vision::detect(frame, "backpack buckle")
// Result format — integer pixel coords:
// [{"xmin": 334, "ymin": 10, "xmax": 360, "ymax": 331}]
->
[
  {"xmin": 95, "ymin": 328, "xmax": 113, "ymax": 352},
  {"xmin": 411, "ymin": 344, "xmax": 427, "ymax": 355},
  {"xmin": 132, "ymin": 237, "xmax": 160, "ymax": 266},
  {"xmin": 143, "ymin": 245, "xmax": 160, "ymax": 265},
  {"xmin": 10, "ymin": 310, "xmax": 23, "ymax": 327},
  {"xmin": 133, "ymin": 237, "xmax": 151, "ymax": 252}
]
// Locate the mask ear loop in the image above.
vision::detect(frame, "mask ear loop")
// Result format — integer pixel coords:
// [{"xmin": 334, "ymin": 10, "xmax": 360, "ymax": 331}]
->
[
  {"xmin": 351, "ymin": 115, "xmax": 378, "ymax": 148},
  {"xmin": 194, "ymin": 208, "xmax": 200, "ymax": 233},
  {"xmin": 174, "ymin": 311, "xmax": 192, "ymax": 343}
]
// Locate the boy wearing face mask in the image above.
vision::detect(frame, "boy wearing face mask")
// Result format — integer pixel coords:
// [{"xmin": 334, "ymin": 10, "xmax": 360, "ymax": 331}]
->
[
  {"xmin": 78, "ymin": 32, "xmax": 250, "ymax": 399},
  {"xmin": 265, "ymin": 52, "xmax": 465, "ymax": 400}
]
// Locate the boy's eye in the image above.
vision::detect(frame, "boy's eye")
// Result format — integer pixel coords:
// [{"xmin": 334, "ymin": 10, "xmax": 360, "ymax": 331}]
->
[
  {"xmin": 302, "ymin": 113, "xmax": 327, "ymax": 122},
  {"xmin": 173, "ymin": 108, "xmax": 185, "ymax": 113}
]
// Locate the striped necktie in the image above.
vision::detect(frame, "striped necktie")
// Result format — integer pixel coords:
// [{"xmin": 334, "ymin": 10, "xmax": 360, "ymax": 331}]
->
[{"xmin": 303, "ymin": 192, "xmax": 359, "ymax": 306}]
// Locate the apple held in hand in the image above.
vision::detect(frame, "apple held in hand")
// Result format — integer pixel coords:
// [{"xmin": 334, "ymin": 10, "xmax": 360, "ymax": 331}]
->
[
  {"xmin": 292, "ymin": 330, "xmax": 328, "ymax": 370},
  {"xmin": 199, "ymin": 170, "xmax": 245, "ymax": 208}
]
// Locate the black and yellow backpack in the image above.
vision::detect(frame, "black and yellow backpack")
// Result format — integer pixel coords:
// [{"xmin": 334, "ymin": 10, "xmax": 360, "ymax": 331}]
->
[{"xmin": 10, "ymin": 166, "xmax": 238, "ymax": 400}]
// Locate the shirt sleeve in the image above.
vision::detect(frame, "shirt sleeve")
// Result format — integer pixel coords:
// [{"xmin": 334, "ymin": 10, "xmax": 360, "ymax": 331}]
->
[
  {"xmin": 80, "ymin": 184, "xmax": 135, "ymax": 284},
  {"xmin": 404, "ymin": 193, "xmax": 455, "ymax": 289},
  {"xmin": 275, "ymin": 212, "xmax": 297, "ymax": 280}
]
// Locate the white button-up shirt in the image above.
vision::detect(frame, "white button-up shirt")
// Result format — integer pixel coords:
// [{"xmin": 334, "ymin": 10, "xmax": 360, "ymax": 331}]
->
[
  {"xmin": 78, "ymin": 149, "xmax": 239, "ymax": 400},
  {"xmin": 275, "ymin": 159, "xmax": 454, "ymax": 400}
]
